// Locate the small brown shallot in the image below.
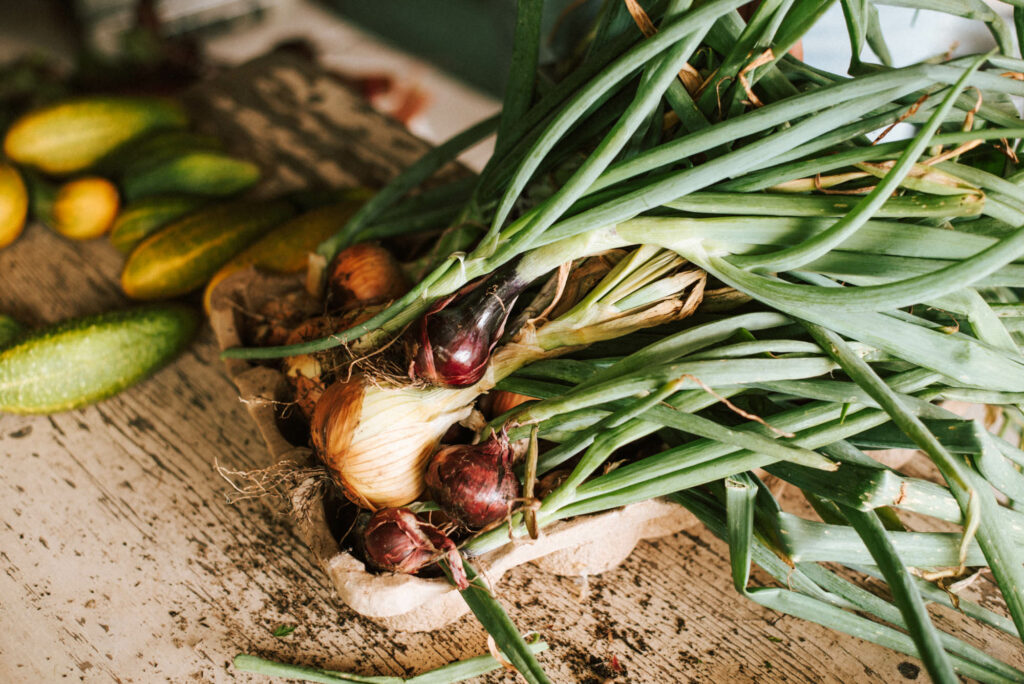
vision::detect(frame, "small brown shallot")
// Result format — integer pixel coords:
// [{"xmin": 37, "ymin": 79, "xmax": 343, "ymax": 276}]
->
[
  {"xmin": 327, "ymin": 242, "xmax": 408, "ymax": 309},
  {"xmin": 486, "ymin": 390, "xmax": 534, "ymax": 419}
]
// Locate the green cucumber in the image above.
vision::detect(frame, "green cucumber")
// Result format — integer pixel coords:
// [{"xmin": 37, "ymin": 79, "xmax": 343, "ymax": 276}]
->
[
  {"xmin": 94, "ymin": 129, "xmax": 223, "ymax": 176},
  {"xmin": 109, "ymin": 195, "xmax": 208, "ymax": 253},
  {"xmin": 0, "ymin": 305, "xmax": 198, "ymax": 414},
  {"xmin": 0, "ymin": 314, "xmax": 25, "ymax": 349},
  {"xmin": 122, "ymin": 150, "xmax": 261, "ymax": 201}
]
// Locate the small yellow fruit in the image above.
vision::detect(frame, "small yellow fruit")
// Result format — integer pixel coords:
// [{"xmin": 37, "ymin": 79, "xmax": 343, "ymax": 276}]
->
[
  {"xmin": 0, "ymin": 163, "xmax": 29, "ymax": 249},
  {"xmin": 52, "ymin": 177, "xmax": 120, "ymax": 240}
]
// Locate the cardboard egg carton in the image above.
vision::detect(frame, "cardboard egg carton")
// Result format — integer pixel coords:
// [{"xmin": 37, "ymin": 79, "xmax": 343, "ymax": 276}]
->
[{"xmin": 209, "ymin": 267, "xmax": 699, "ymax": 631}]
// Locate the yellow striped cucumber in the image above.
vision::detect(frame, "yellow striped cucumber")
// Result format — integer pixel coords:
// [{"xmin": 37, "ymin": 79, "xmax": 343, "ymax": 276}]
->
[
  {"xmin": 121, "ymin": 199, "xmax": 295, "ymax": 300},
  {"xmin": 4, "ymin": 96, "xmax": 188, "ymax": 175},
  {"xmin": 109, "ymin": 195, "xmax": 208, "ymax": 253},
  {"xmin": 203, "ymin": 197, "xmax": 365, "ymax": 312},
  {"xmin": 0, "ymin": 305, "xmax": 198, "ymax": 414},
  {"xmin": 0, "ymin": 162, "xmax": 28, "ymax": 249}
]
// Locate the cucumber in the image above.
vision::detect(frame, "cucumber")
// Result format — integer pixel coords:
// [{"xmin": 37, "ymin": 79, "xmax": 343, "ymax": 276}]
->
[
  {"xmin": 122, "ymin": 150, "xmax": 261, "ymax": 201},
  {"xmin": 0, "ymin": 162, "xmax": 28, "ymax": 249},
  {"xmin": 0, "ymin": 314, "xmax": 24, "ymax": 349},
  {"xmin": 0, "ymin": 305, "xmax": 198, "ymax": 414},
  {"xmin": 4, "ymin": 96, "xmax": 188, "ymax": 175},
  {"xmin": 94, "ymin": 129, "xmax": 222, "ymax": 176},
  {"xmin": 109, "ymin": 195, "xmax": 208, "ymax": 253},
  {"xmin": 202, "ymin": 198, "xmax": 365, "ymax": 313},
  {"xmin": 121, "ymin": 199, "xmax": 295, "ymax": 300}
]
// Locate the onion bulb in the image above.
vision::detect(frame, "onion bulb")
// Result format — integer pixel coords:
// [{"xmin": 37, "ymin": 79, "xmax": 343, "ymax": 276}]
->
[
  {"xmin": 362, "ymin": 507, "xmax": 468, "ymax": 589},
  {"xmin": 311, "ymin": 375, "xmax": 478, "ymax": 509},
  {"xmin": 487, "ymin": 390, "xmax": 534, "ymax": 419},
  {"xmin": 425, "ymin": 432, "xmax": 520, "ymax": 529},
  {"xmin": 327, "ymin": 242, "xmax": 407, "ymax": 309},
  {"xmin": 412, "ymin": 262, "xmax": 529, "ymax": 388}
]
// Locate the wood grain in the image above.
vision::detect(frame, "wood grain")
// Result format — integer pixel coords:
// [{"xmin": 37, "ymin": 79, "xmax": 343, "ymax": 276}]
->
[{"xmin": 1, "ymin": 53, "xmax": 1021, "ymax": 683}]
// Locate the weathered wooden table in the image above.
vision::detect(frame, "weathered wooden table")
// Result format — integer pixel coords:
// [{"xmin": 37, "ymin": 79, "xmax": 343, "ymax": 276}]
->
[{"xmin": 1, "ymin": 55, "xmax": 1021, "ymax": 683}]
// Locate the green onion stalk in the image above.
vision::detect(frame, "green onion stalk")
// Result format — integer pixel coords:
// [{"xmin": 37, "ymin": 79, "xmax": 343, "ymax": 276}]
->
[
  {"xmin": 218, "ymin": 1, "xmax": 1024, "ymax": 681},
  {"xmin": 233, "ymin": 639, "xmax": 548, "ymax": 684},
  {"xmin": 464, "ymin": 315, "xmax": 1024, "ymax": 682},
  {"xmin": 224, "ymin": 58, "xmax": 1024, "ymax": 362}
]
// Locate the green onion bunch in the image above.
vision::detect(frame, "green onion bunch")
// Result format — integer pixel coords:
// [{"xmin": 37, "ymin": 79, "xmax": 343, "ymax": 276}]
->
[{"xmin": 227, "ymin": 2, "xmax": 1024, "ymax": 682}]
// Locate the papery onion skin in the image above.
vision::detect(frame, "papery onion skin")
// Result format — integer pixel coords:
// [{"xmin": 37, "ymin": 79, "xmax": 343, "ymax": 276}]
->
[
  {"xmin": 310, "ymin": 378, "xmax": 359, "ymax": 457},
  {"xmin": 327, "ymin": 242, "xmax": 408, "ymax": 309},
  {"xmin": 425, "ymin": 432, "xmax": 520, "ymax": 529},
  {"xmin": 487, "ymin": 390, "xmax": 534, "ymax": 419},
  {"xmin": 312, "ymin": 375, "xmax": 476, "ymax": 509},
  {"xmin": 363, "ymin": 507, "xmax": 468, "ymax": 589},
  {"xmin": 412, "ymin": 261, "xmax": 529, "ymax": 388}
]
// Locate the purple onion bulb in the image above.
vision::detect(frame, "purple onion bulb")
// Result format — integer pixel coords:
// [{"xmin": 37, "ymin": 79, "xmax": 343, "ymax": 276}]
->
[
  {"xmin": 412, "ymin": 261, "xmax": 529, "ymax": 387},
  {"xmin": 425, "ymin": 432, "xmax": 520, "ymax": 529},
  {"xmin": 362, "ymin": 507, "xmax": 468, "ymax": 589}
]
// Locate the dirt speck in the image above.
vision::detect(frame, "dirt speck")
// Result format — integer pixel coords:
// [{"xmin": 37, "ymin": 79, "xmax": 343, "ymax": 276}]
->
[{"xmin": 897, "ymin": 662, "xmax": 920, "ymax": 680}]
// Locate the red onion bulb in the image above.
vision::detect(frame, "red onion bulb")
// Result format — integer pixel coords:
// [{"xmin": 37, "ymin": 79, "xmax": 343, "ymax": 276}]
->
[
  {"xmin": 362, "ymin": 507, "xmax": 468, "ymax": 589},
  {"xmin": 425, "ymin": 432, "xmax": 520, "ymax": 529},
  {"xmin": 412, "ymin": 261, "xmax": 528, "ymax": 388}
]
